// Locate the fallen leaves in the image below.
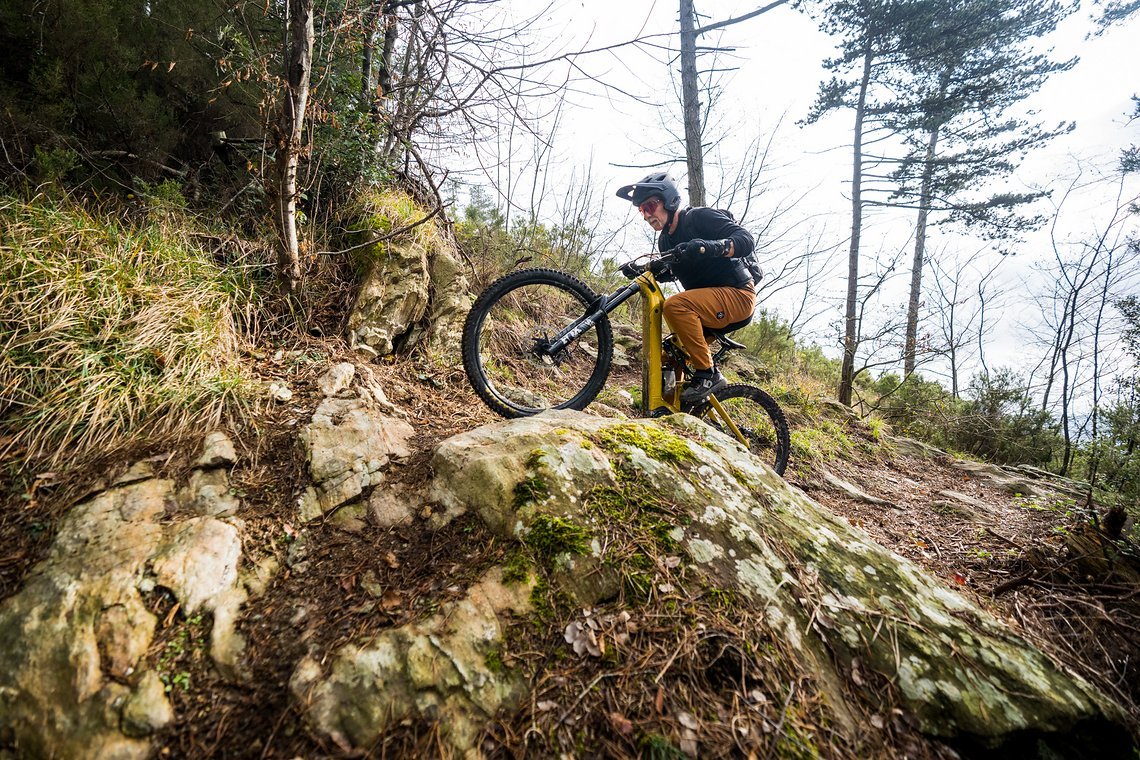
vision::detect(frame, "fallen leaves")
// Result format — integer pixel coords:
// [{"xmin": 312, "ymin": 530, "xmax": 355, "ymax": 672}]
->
[{"xmin": 563, "ymin": 608, "xmax": 634, "ymax": 658}]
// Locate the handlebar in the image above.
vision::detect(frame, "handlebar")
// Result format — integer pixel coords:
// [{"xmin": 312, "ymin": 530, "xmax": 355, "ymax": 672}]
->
[{"xmin": 621, "ymin": 249, "xmax": 679, "ymax": 280}]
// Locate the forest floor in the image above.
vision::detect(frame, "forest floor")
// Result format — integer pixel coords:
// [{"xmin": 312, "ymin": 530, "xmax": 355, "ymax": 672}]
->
[{"xmin": 1, "ymin": 344, "xmax": 1138, "ymax": 758}]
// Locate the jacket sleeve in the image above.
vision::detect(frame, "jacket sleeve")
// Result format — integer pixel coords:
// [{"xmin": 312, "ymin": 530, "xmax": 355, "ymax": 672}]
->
[
  {"xmin": 687, "ymin": 207, "xmax": 754, "ymax": 258},
  {"xmin": 655, "ymin": 231, "xmax": 678, "ymax": 281}
]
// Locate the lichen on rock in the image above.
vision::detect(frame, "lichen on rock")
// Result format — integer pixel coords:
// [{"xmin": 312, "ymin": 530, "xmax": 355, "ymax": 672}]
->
[
  {"xmin": 428, "ymin": 410, "xmax": 1128, "ymax": 754},
  {"xmin": 344, "ymin": 189, "xmax": 471, "ymax": 359},
  {"xmin": 0, "ymin": 449, "xmax": 251, "ymax": 759},
  {"xmin": 290, "ymin": 567, "xmax": 532, "ymax": 755}
]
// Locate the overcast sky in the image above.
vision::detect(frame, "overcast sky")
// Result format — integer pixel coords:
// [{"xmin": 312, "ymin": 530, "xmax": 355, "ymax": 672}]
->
[{"xmin": 451, "ymin": 0, "xmax": 1140, "ymax": 391}]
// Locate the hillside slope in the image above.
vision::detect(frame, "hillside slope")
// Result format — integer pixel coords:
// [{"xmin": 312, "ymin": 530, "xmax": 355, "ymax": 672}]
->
[{"xmin": 1, "ymin": 344, "xmax": 1137, "ymax": 759}]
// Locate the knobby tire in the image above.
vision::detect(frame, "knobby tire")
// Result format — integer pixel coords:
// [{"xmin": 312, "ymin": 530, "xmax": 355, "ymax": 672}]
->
[{"xmin": 462, "ymin": 268, "xmax": 614, "ymax": 419}]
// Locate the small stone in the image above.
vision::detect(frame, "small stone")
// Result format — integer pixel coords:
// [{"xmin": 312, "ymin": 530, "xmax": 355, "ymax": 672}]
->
[
  {"xmin": 195, "ymin": 431, "xmax": 237, "ymax": 469},
  {"xmin": 242, "ymin": 555, "xmax": 281, "ymax": 598},
  {"xmin": 361, "ymin": 570, "xmax": 385, "ymax": 599},
  {"xmin": 184, "ymin": 469, "xmax": 240, "ymax": 517},
  {"xmin": 268, "ymin": 381, "xmax": 293, "ymax": 402},
  {"xmin": 120, "ymin": 671, "xmax": 173, "ymax": 737},
  {"xmin": 297, "ymin": 488, "xmax": 324, "ymax": 523},
  {"xmin": 352, "ymin": 342, "xmax": 379, "ymax": 359},
  {"xmin": 210, "ymin": 585, "xmax": 249, "ymax": 681},
  {"xmin": 329, "ymin": 503, "xmax": 369, "ymax": 533},
  {"xmin": 369, "ymin": 485, "xmax": 415, "ymax": 528}
]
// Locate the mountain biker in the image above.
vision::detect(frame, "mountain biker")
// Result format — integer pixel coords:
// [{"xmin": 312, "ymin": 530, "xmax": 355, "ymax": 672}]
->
[{"xmin": 616, "ymin": 172, "xmax": 757, "ymax": 407}]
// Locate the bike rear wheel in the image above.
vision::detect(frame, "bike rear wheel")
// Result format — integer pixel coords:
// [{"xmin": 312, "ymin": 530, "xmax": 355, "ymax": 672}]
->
[
  {"xmin": 695, "ymin": 384, "xmax": 790, "ymax": 475},
  {"xmin": 462, "ymin": 268, "xmax": 614, "ymax": 419}
]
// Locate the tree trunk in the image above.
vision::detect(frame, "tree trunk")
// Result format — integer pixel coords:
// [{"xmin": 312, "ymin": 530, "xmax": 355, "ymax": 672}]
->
[
  {"xmin": 838, "ymin": 43, "xmax": 873, "ymax": 406},
  {"xmin": 948, "ymin": 281, "xmax": 959, "ymax": 398},
  {"xmin": 679, "ymin": 0, "xmax": 705, "ymax": 206},
  {"xmin": 904, "ymin": 124, "xmax": 941, "ymax": 377},
  {"xmin": 361, "ymin": 0, "xmax": 381, "ymax": 105},
  {"xmin": 274, "ymin": 0, "xmax": 314, "ymax": 296},
  {"xmin": 378, "ymin": 6, "xmax": 399, "ymax": 104}
]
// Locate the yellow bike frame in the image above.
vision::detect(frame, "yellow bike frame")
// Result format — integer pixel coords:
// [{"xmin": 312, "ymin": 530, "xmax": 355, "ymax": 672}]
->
[{"xmin": 634, "ymin": 271, "xmax": 749, "ymax": 444}]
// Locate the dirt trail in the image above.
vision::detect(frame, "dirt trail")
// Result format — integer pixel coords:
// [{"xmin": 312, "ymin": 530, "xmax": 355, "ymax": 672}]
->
[{"xmin": 3, "ymin": 351, "xmax": 1136, "ymax": 757}]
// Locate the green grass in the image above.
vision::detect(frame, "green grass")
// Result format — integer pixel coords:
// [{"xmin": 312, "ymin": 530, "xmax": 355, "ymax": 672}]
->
[{"xmin": 0, "ymin": 197, "xmax": 257, "ymax": 467}]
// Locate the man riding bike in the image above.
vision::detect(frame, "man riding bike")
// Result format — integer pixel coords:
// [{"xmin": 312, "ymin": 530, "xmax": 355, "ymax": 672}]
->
[{"xmin": 616, "ymin": 172, "xmax": 757, "ymax": 407}]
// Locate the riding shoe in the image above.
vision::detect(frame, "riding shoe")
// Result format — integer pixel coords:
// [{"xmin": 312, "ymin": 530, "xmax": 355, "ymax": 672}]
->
[{"xmin": 681, "ymin": 369, "xmax": 727, "ymax": 408}]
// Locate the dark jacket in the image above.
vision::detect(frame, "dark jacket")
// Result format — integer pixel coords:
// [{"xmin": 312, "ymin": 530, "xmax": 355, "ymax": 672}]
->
[{"xmin": 657, "ymin": 207, "xmax": 754, "ymax": 290}]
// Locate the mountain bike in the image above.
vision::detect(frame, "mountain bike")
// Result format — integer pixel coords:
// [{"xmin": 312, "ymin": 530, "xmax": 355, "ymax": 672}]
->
[{"xmin": 461, "ymin": 251, "xmax": 790, "ymax": 475}]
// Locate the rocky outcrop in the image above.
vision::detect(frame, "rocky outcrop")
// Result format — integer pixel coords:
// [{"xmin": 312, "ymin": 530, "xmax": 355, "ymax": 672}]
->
[
  {"xmin": 423, "ymin": 411, "xmax": 1128, "ymax": 754},
  {"xmin": 0, "ymin": 433, "xmax": 251, "ymax": 759},
  {"xmin": 820, "ymin": 468, "xmax": 896, "ymax": 507},
  {"xmin": 290, "ymin": 567, "xmax": 532, "ymax": 755},
  {"xmin": 345, "ymin": 191, "xmax": 471, "ymax": 358},
  {"xmin": 885, "ymin": 434, "xmax": 949, "ymax": 459},
  {"xmin": 297, "ymin": 363, "xmax": 415, "ymax": 522},
  {"xmin": 951, "ymin": 459, "xmax": 1059, "ymax": 498}
]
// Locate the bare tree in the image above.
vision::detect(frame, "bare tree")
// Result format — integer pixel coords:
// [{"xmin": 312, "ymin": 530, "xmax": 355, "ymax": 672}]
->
[
  {"xmin": 836, "ymin": 245, "xmax": 909, "ymax": 415},
  {"xmin": 675, "ymin": 0, "xmax": 791, "ymax": 205},
  {"xmin": 926, "ymin": 248, "xmax": 1006, "ymax": 398},
  {"xmin": 273, "ymin": 0, "xmax": 315, "ymax": 295},
  {"xmin": 1034, "ymin": 172, "xmax": 1140, "ymax": 474}
]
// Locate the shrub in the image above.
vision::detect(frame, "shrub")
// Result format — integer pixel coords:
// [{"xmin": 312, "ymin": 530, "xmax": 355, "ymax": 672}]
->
[
  {"xmin": 870, "ymin": 369, "xmax": 1059, "ymax": 465},
  {"xmin": 735, "ymin": 310, "xmax": 795, "ymax": 370}
]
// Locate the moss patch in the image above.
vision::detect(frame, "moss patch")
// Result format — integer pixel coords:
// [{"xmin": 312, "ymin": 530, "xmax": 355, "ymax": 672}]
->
[
  {"xmin": 523, "ymin": 514, "xmax": 588, "ymax": 560},
  {"xmin": 595, "ymin": 423, "xmax": 696, "ymax": 465},
  {"xmin": 512, "ymin": 475, "xmax": 550, "ymax": 510},
  {"xmin": 502, "ymin": 549, "xmax": 533, "ymax": 584},
  {"xmin": 511, "ymin": 449, "xmax": 552, "ymax": 510}
]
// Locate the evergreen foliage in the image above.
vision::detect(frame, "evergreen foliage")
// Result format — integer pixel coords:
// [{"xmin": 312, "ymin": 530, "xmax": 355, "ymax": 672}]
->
[{"xmin": 879, "ymin": 0, "xmax": 1077, "ymax": 238}]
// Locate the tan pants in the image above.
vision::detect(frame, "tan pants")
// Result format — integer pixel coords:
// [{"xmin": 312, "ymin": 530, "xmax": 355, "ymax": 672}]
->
[{"xmin": 663, "ymin": 286, "xmax": 755, "ymax": 370}]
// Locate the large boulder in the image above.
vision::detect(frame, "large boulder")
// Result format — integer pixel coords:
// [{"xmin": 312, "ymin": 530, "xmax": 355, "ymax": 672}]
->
[
  {"xmin": 345, "ymin": 191, "xmax": 471, "ymax": 358},
  {"xmin": 426, "ymin": 411, "xmax": 1129, "ymax": 755}
]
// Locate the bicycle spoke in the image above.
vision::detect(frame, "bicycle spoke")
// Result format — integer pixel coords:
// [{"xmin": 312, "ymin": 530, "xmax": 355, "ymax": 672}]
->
[
  {"xmin": 697, "ymin": 384, "xmax": 790, "ymax": 475},
  {"xmin": 463, "ymin": 270, "xmax": 613, "ymax": 418}
]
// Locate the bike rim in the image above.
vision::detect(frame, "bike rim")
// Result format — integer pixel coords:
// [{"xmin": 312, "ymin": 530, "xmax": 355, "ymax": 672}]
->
[{"xmin": 471, "ymin": 279, "xmax": 607, "ymax": 414}]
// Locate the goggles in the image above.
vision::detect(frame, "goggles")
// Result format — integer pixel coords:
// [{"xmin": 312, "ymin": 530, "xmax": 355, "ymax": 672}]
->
[{"xmin": 638, "ymin": 198, "xmax": 662, "ymax": 216}]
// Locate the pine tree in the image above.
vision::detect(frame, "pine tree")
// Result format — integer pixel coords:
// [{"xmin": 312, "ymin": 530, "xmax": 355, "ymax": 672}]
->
[
  {"xmin": 803, "ymin": 0, "xmax": 930, "ymax": 405},
  {"xmin": 875, "ymin": 0, "xmax": 1078, "ymax": 376}
]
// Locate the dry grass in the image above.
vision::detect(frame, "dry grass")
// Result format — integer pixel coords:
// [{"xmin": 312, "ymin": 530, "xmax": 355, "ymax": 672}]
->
[{"xmin": 0, "ymin": 196, "xmax": 257, "ymax": 470}]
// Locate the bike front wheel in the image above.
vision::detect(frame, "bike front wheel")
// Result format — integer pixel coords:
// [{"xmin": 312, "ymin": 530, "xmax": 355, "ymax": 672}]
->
[
  {"xmin": 695, "ymin": 384, "xmax": 790, "ymax": 475},
  {"xmin": 462, "ymin": 268, "xmax": 614, "ymax": 419}
]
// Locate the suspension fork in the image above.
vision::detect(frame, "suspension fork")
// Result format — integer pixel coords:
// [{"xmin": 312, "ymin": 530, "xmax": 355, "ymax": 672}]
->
[
  {"xmin": 540, "ymin": 281, "xmax": 640, "ymax": 356},
  {"xmin": 705, "ymin": 395, "xmax": 748, "ymax": 445}
]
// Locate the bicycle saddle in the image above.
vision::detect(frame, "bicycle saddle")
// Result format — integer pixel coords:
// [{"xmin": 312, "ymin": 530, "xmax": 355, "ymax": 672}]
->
[{"xmin": 704, "ymin": 315, "xmax": 752, "ymax": 349}]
